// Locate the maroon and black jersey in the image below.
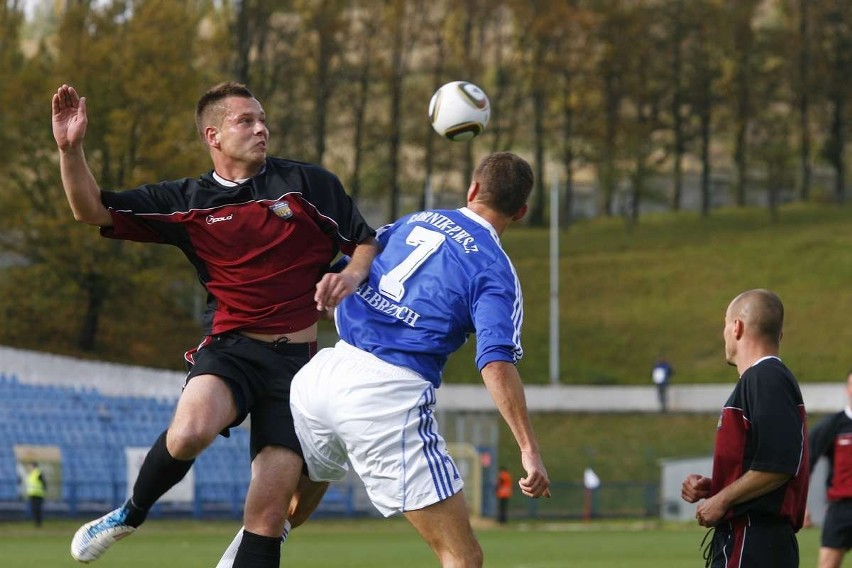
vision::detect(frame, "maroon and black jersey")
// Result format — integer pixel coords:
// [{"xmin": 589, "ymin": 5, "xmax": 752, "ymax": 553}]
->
[
  {"xmin": 710, "ymin": 357, "xmax": 809, "ymax": 529},
  {"xmin": 99, "ymin": 157, "xmax": 374, "ymax": 337},
  {"xmin": 809, "ymin": 408, "xmax": 852, "ymax": 501}
]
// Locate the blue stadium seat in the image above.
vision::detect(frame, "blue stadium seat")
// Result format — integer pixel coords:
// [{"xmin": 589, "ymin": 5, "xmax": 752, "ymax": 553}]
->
[{"xmin": 0, "ymin": 379, "xmax": 255, "ymax": 515}]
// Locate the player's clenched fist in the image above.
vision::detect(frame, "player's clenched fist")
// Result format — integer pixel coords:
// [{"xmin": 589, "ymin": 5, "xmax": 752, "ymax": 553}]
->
[{"xmin": 681, "ymin": 473, "xmax": 711, "ymax": 504}]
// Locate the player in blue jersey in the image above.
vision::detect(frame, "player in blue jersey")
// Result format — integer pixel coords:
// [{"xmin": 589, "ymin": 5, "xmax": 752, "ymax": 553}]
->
[{"xmin": 217, "ymin": 151, "xmax": 550, "ymax": 567}]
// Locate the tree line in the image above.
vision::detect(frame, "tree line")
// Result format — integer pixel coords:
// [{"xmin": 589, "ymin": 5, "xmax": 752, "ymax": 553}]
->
[{"xmin": 0, "ymin": 0, "xmax": 849, "ymax": 362}]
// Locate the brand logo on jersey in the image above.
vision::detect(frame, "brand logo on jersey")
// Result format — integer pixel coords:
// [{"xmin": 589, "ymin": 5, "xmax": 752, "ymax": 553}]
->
[
  {"xmin": 716, "ymin": 413, "xmax": 723, "ymax": 430},
  {"xmin": 270, "ymin": 201, "xmax": 293, "ymax": 219},
  {"xmin": 206, "ymin": 213, "xmax": 233, "ymax": 224},
  {"xmin": 839, "ymin": 437, "xmax": 852, "ymax": 446}
]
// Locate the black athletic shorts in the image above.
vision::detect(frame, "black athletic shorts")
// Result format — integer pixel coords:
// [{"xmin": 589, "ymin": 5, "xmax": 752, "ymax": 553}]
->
[
  {"xmin": 185, "ymin": 332, "xmax": 317, "ymax": 460},
  {"xmin": 706, "ymin": 515, "xmax": 799, "ymax": 568},
  {"xmin": 822, "ymin": 500, "xmax": 852, "ymax": 549}
]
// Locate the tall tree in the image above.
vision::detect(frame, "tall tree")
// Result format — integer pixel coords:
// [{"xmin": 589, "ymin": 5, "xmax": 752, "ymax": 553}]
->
[
  {"xmin": 815, "ymin": 0, "xmax": 852, "ymax": 204},
  {"xmin": 594, "ymin": 1, "xmax": 628, "ymax": 217},
  {"xmin": 727, "ymin": 0, "xmax": 760, "ymax": 207},
  {"xmin": 0, "ymin": 0, "xmax": 210, "ymax": 359},
  {"xmin": 386, "ymin": 0, "xmax": 406, "ymax": 222},
  {"xmin": 689, "ymin": 2, "xmax": 723, "ymax": 218},
  {"xmin": 667, "ymin": 0, "xmax": 686, "ymax": 211},
  {"xmin": 342, "ymin": 0, "xmax": 380, "ymax": 201},
  {"xmin": 796, "ymin": 0, "xmax": 813, "ymax": 201},
  {"xmin": 295, "ymin": 0, "xmax": 347, "ymax": 164}
]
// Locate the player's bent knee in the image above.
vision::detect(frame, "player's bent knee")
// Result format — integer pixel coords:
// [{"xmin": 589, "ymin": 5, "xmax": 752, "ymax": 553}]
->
[{"xmin": 166, "ymin": 427, "xmax": 216, "ymax": 459}]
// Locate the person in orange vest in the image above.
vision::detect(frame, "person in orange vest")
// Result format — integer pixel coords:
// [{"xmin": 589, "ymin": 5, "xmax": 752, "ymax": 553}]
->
[{"xmin": 496, "ymin": 466, "xmax": 513, "ymax": 524}]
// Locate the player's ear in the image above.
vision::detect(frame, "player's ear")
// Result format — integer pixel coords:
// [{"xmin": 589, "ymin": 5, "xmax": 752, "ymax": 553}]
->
[
  {"xmin": 466, "ymin": 181, "xmax": 479, "ymax": 203},
  {"xmin": 204, "ymin": 126, "xmax": 220, "ymax": 148},
  {"xmin": 511, "ymin": 204, "xmax": 528, "ymax": 221},
  {"xmin": 733, "ymin": 319, "xmax": 745, "ymax": 340}
]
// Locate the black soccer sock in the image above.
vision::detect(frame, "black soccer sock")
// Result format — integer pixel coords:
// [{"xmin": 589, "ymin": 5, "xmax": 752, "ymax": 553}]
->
[
  {"xmin": 127, "ymin": 429, "xmax": 194, "ymax": 527},
  {"xmin": 233, "ymin": 530, "xmax": 282, "ymax": 568}
]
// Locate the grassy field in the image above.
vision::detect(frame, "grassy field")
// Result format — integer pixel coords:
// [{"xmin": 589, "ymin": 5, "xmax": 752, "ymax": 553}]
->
[{"xmin": 0, "ymin": 517, "xmax": 825, "ymax": 567}]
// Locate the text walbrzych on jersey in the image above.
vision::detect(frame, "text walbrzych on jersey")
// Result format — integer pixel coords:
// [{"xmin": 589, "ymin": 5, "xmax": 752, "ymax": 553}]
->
[
  {"xmin": 407, "ymin": 212, "xmax": 479, "ymax": 253},
  {"xmin": 355, "ymin": 283, "xmax": 422, "ymax": 327}
]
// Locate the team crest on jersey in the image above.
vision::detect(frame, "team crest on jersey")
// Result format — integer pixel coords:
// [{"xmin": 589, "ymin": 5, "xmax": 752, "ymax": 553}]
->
[{"xmin": 270, "ymin": 201, "xmax": 293, "ymax": 219}]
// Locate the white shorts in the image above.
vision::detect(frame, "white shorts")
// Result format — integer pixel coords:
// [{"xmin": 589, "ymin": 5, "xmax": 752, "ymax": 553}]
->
[{"xmin": 290, "ymin": 340, "xmax": 464, "ymax": 517}]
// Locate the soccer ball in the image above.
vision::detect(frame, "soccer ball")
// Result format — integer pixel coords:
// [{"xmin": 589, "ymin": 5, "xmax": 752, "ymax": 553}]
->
[{"xmin": 428, "ymin": 81, "xmax": 490, "ymax": 142}]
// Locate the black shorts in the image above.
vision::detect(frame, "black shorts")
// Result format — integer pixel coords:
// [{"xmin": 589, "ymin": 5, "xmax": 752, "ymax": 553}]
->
[
  {"xmin": 822, "ymin": 500, "xmax": 852, "ymax": 549},
  {"xmin": 707, "ymin": 515, "xmax": 798, "ymax": 568},
  {"xmin": 185, "ymin": 332, "xmax": 317, "ymax": 460}
]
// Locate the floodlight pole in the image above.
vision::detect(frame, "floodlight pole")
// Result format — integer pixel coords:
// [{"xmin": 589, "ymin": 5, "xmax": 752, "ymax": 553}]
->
[{"xmin": 549, "ymin": 177, "xmax": 560, "ymax": 384}]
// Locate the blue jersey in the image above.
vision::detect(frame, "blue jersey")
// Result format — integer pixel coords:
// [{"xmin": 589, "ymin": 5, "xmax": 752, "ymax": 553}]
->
[{"xmin": 336, "ymin": 207, "xmax": 524, "ymax": 387}]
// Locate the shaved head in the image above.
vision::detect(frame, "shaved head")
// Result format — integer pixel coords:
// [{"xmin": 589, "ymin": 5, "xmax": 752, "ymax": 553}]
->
[{"xmin": 727, "ymin": 289, "xmax": 784, "ymax": 344}]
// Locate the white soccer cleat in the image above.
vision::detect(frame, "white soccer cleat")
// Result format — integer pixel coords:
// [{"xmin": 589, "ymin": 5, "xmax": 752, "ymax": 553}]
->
[{"xmin": 70, "ymin": 505, "xmax": 137, "ymax": 563}]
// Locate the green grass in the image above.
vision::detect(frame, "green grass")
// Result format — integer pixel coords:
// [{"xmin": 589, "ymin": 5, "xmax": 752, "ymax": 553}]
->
[
  {"xmin": 442, "ymin": 202, "xmax": 852, "ymax": 385},
  {"xmin": 0, "ymin": 518, "xmax": 824, "ymax": 567},
  {"xmin": 498, "ymin": 413, "xmax": 719, "ymax": 485}
]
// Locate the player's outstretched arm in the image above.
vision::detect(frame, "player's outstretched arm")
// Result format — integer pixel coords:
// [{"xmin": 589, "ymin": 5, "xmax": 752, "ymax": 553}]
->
[
  {"xmin": 51, "ymin": 84, "xmax": 112, "ymax": 226},
  {"xmin": 481, "ymin": 361, "xmax": 551, "ymax": 498}
]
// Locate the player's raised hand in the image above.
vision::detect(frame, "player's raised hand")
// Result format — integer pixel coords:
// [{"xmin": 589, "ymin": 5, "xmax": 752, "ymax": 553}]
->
[
  {"xmin": 518, "ymin": 450, "xmax": 551, "ymax": 498},
  {"xmin": 52, "ymin": 84, "xmax": 88, "ymax": 150}
]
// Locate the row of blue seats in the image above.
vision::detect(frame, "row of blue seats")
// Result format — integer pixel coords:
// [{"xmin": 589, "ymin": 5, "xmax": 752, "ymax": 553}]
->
[{"xmin": 0, "ymin": 375, "xmax": 251, "ymax": 503}]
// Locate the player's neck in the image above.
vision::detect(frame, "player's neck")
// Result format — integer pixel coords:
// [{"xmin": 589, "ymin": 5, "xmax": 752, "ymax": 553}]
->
[
  {"xmin": 466, "ymin": 203, "xmax": 509, "ymax": 235},
  {"xmin": 212, "ymin": 156, "xmax": 265, "ymax": 183},
  {"xmin": 735, "ymin": 344, "xmax": 780, "ymax": 376}
]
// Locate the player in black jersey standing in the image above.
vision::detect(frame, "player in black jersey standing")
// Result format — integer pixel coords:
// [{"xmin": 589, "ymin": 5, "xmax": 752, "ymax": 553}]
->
[
  {"xmin": 52, "ymin": 82, "xmax": 377, "ymax": 567},
  {"xmin": 807, "ymin": 370, "xmax": 852, "ymax": 568},
  {"xmin": 681, "ymin": 289, "xmax": 809, "ymax": 568}
]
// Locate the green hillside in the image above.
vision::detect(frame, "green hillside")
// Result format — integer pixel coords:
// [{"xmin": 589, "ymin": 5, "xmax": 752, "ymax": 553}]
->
[{"xmin": 443, "ymin": 202, "xmax": 852, "ymax": 386}]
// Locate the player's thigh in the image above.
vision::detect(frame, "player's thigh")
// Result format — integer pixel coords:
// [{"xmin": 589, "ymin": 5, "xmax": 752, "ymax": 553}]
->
[
  {"xmin": 818, "ymin": 547, "xmax": 846, "ymax": 568},
  {"xmin": 169, "ymin": 374, "xmax": 238, "ymax": 445},
  {"xmin": 404, "ymin": 491, "xmax": 481, "ymax": 562}
]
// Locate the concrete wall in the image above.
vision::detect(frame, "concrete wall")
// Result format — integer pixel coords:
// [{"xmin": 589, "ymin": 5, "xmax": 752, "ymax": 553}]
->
[{"xmin": 1, "ymin": 345, "xmax": 846, "ymax": 413}]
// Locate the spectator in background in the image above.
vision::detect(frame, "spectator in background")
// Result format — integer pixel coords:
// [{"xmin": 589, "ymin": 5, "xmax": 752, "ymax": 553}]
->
[
  {"xmin": 651, "ymin": 356, "xmax": 673, "ymax": 412},
  {"xmin": 25, "ymin": 462, "xmax": 46, "ymax": 528},
  {"xmin": 495, "ymin": 467, "xmax": 513, "ymax": 524},
  {"xmin": 806, "ymin": 369, "xmax": 852, "ymax": 568}
]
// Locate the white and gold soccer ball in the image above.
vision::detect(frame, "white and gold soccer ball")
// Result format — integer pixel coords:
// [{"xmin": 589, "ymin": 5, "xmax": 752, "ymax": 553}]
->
[{"xmin": 428, "ymin": 81, "xmax": 490, "ymax": 142}]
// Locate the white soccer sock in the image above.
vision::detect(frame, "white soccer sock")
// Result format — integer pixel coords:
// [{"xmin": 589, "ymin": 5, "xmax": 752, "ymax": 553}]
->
[{"xmin": 215, "ymin": 520, "xmax": 292, "ymax": 568}]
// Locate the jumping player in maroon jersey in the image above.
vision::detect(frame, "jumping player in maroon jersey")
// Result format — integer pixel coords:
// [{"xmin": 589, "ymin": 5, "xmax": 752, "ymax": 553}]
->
[
  {"xmin": 53, "ymin": 82, "xmax": 377, "ymax": 567},
  {"xmin": 681, "ymin": 289, "xmax": 809, "ymax": 568},
  {"xmin": 807, "ymin": 370, "xmax": 852, "ymax": 568}
]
